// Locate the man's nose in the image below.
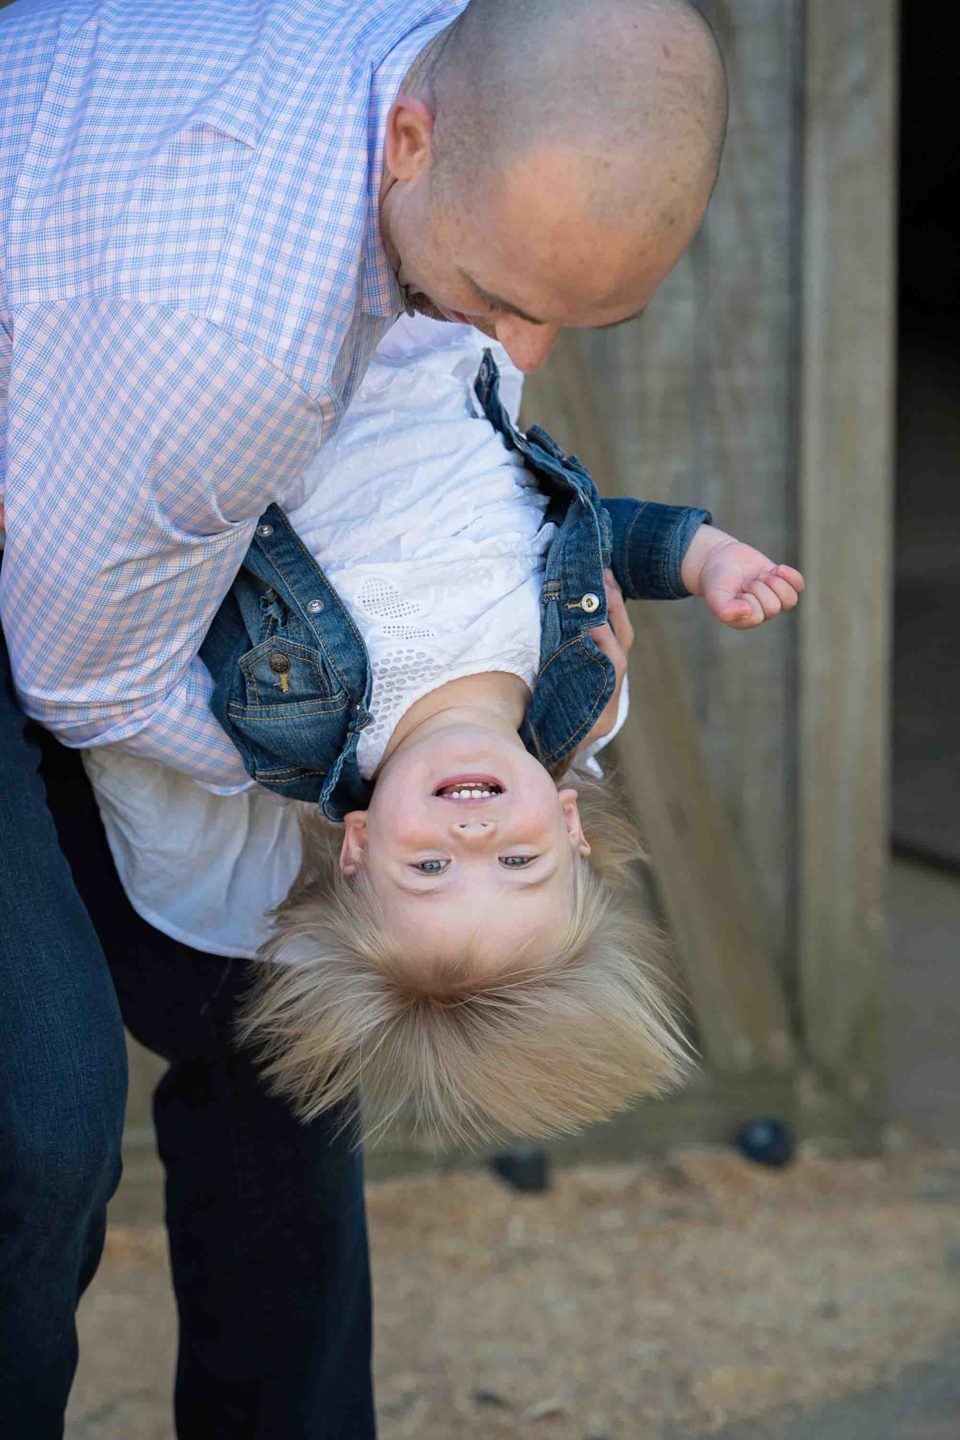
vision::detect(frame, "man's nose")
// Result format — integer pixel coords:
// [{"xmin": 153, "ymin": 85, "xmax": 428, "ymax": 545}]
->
[{"xmin": 494, "ymin": 317, "xmax": 559, "ymax": 374}]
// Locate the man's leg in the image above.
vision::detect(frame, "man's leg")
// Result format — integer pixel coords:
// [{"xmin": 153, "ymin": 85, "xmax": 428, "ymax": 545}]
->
[
  {"xmin": 42, "ymin": 733, "xmax": 377, "ymax": 1440},
  {"xmin": 156, "ymin": 969, "xmax": 374, "ymax": 1440},
  {"xmin": 0, "ymin": 631, "xmax": 128, "ymax": 1438}
]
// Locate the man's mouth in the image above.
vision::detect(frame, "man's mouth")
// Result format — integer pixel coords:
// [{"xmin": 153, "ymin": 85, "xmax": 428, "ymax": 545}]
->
[
  {"xmin": 433, "ymin": 776, "xmax": 504, "ymax": 801},
  {"xmin": 400, "ymin": 287, "xmax": 472, "ymax": 326}
]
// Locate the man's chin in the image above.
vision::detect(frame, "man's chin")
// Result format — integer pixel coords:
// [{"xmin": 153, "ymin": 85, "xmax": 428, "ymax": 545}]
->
[
  {"xmin": 400, "ymin": 289, "xmax": 499, "ymax": 341},
  {"xmin": 401, "ymin": 288, "xmax": 456, "ymax": 324}
]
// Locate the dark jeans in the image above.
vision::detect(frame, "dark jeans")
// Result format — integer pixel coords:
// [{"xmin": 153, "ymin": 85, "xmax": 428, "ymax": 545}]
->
[{"xmin": 0, "ymin": 626, "xmax": 376, "ymax": 1439}]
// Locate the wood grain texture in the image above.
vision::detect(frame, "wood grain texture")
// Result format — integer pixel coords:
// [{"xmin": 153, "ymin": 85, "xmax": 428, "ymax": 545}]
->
[{"xmin": 798, "ymin": 0, "xmax": 897, "ymax": 1112}]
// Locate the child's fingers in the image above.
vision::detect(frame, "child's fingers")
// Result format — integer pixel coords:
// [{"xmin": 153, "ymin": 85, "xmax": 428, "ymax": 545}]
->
[
  {"xmin": 741, "ymin": 578, "xmax": 782, "ymax": 619},
  {"xmin": 774, "ymin": 563, "xmax": 805, "ymax": 592},
  {"xmin": 710, "ymin": 559, "xmax": 803, "ymax": 629},
  {"xmin": 705, "ymin": 586, "xmax": 759, "ymax": 625},
  {"xmin": 759, "ymin": 571, "xmax": 801, "ymax": 610},
  {"xmin": 723, "ymin": 595, "xmax": 764, "ymax": 626}
]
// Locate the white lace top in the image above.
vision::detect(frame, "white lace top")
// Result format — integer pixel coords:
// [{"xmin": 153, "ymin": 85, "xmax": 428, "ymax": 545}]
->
[{"xmin": 287, "ymin": 314, "xmax": 554, "ymax": 777}]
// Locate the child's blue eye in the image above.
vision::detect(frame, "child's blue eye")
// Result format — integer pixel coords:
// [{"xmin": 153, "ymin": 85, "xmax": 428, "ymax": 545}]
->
[
  {"xmin": 414, "ymin": 859, "xmax": 450, "ymax": 874},
  {"xmin": 500, "ymin": 855, "xmax": 536, "ymax": 868}
]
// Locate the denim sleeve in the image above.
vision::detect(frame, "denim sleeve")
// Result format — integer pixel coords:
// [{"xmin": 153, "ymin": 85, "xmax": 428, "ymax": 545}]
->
[{"xmin": 602, "ymin": 498, "xmax": 712, "ymax": 600}]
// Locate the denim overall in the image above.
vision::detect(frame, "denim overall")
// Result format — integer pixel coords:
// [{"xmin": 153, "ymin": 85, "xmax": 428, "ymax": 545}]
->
[{"xmin": 201, "ymin": 351, "xmax": 710, "ymax": 820}]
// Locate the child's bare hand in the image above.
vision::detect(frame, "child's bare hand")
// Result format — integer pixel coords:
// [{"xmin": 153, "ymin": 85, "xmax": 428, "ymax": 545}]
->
[
  {"xmin": 579, "ymin": 569, "xmax": 633, "ymax": 751},
  {"xmin": 681, "ymin": 524, "xmax": 805, "ymax": 629}
]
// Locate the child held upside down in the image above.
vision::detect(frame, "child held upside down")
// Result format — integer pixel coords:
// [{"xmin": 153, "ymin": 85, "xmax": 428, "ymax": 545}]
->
[{"xmin": 86, "ymin": 316, "xmax": 803, "ymax": 1146}]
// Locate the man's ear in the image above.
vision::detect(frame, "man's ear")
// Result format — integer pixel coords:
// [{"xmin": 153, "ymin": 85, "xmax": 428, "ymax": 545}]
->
[
  {"xmin": 383, "ymin": 95, "xmax": 435, "ymax": 183},
  {"xmin": 340, "ymin": 812, "xmax": 369, "ymax": 876},
  {"xmin": 557, "ymin": 787, "xmax": 592, "ymax": 858}
]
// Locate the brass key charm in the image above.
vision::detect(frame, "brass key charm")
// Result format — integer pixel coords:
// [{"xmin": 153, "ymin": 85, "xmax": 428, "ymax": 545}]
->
[{"xmin": 269, "ymin": 652, "xmax": 291, "ymax": 694}]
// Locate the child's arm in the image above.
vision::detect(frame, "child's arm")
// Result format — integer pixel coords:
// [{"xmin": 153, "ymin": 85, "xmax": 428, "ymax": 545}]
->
[
  {"xmin": 601, "ymin": 498, "xmax": 804, "ymax": 625},
  {"xmin": 679, "ymin": 523, "xmax": 805, "ymax": 628}
]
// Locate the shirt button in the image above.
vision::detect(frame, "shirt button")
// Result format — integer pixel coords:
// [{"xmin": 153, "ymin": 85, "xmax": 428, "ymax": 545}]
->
[
  {"xmin": 268, "ymin": 653, "xmax": 291, "ymax": 675},
  {"xmin": 256, "ymin": 523, "xmax": 274, "ymax": 539},
  {"xmin": 306, "ymin": 598, "xmax": 325, "ymax": 614},
  {"xmin": 580, "ymin": 592, "xmax": 601, "ymax": 614}
]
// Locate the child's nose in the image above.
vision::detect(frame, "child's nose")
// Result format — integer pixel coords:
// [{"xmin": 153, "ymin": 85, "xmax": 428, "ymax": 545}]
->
[{"xmin": 451, "ymin": 819, "xmax": 496, "ymax": 841}]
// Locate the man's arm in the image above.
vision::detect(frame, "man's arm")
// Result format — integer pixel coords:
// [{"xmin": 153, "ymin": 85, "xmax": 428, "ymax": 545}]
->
[{"xmin": 1, "ymin": 300, "xmax": 322, "ymax": 790}]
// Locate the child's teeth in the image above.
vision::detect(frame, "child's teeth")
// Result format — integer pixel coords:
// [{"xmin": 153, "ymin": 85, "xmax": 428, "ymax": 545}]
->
[{"xmin": 437, "ymin": 782, "xmax": 501, "ymax": 798}]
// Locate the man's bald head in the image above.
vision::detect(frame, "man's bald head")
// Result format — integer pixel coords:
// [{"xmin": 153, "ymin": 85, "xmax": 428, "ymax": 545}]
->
[
  {"xmin": 378, "ymin": 0, "xmax": 727, "ymax": 371},
  {"xmin": 432, "ymin": 0, "xmax": 726, "ymax": 229}
]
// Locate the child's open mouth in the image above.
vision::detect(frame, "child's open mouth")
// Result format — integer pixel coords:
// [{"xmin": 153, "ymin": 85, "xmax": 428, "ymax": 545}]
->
[{"xmin": 433, "ymin": 777, "xmax": 504, "ymax": 801}]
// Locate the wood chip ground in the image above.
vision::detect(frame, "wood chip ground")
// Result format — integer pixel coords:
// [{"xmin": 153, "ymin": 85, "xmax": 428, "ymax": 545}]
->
[{"xmin": 69, "ymin": 1141, "xmax": 960, "ymax": 1439}]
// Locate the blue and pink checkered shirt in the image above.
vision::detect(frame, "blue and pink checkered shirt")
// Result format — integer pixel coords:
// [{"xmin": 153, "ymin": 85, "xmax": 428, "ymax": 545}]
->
[{"xmin": 0, "ymin": 0, "xmax": 465, "ymax": 790}]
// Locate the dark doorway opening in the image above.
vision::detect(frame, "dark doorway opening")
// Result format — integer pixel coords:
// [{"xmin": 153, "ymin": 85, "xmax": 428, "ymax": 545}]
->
[{"xmin": 894, "ymin": 7, "xmax": 960, "ymax": 869}]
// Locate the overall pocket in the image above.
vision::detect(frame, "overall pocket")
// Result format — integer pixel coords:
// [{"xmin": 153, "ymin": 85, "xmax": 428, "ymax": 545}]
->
[
  {"xmin": 222, "ymin": 634, "xmax": 351, "ymax": 796},
  {"xmin": 232, "ymin": 636, "xmax": 347, "ymax": 717}
]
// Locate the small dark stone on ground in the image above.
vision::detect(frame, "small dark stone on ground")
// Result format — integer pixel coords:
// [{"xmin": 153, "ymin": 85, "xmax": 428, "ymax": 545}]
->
[
  {"xmin": 733, "ymin": 1118, "xmax": 795, "ymax": 1168},
  {"xmin": 470, "ymin": 1387, "xmax": 512, "ymax": 1408},
  {"xmin": 489, "ymin": 1145, "xmax": 551, "ymax": 1192}
]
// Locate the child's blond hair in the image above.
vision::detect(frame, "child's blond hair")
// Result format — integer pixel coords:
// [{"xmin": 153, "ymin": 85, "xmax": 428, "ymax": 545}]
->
[{"xmin": 234, "ymin": 772, "xmax": 697, "ymax": 1147}]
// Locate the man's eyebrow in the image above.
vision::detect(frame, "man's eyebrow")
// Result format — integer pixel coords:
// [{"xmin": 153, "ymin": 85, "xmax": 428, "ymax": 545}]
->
[
  {"xmin": 459, "ymin": 271, "xmax": 646, "ymax": 330},
  {"xmin": 459, "ymin": 271, "xmax": 547, "ymax": 326},
  {"xmin": 596, "ymin": 307, "xmax": 647, "ymax": 330}
]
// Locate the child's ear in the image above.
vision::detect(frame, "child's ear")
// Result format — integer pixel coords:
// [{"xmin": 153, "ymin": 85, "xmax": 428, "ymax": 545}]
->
[
  {"xmin": 557, "ymin": 786, "xmax": 592, "ymax": 858},
  {"xmin": 340, "ymin": 812, "xmax": 369, "ymax": 876}
]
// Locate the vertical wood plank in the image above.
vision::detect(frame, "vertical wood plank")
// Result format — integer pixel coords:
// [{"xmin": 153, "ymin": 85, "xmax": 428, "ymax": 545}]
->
[
  {"xmin": 692, "ymin": 0, "xmax": 802, "ymax": 974},
  {"xmin": 525, "ymin": 340, "xmax": 795, "ymax": 1075},
  {"xmin": 570, "ymin": 0, "xmax": 805, "ymax": 984},
  {"xmin": 798, "ymin": 0, "xmax": 897, "ymax": 1114}
]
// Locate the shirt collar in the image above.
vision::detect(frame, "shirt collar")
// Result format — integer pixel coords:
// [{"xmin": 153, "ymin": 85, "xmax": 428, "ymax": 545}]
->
[{"xmin": 360, "ymin": 13, "xmax": 461, "ymax": 318}]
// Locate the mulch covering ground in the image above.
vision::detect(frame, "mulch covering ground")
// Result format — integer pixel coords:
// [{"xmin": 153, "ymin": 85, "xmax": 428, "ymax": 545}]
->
[{"xmin": 70, "ymin": 1140, "xmax": 960, "ymax": 1439}]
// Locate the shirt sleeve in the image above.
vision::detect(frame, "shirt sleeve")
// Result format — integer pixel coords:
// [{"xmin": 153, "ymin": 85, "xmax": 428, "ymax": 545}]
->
[
  {"xmin": 1, "ymin": 300, "xmax": 322, "ymax": 791},
  {"xmin": 602, "ymin": 497, "xmax": 712, "ymax": 601}
]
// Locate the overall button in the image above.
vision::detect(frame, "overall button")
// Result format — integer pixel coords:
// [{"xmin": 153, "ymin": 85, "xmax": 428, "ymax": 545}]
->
[
  {"xmin": 305, "ymin": 598, "xmax": 325, "ymax": 614},
  {"xmin": 256, "ymin": 523, "xmax": 274, "ymax": 539},
  {"xmin": 580, "ymin": 592, "xmax": 601, "ymax": 614}
]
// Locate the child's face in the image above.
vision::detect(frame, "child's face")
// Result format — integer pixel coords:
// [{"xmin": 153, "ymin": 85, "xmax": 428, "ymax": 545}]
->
[{"xmin": 340, "ymin": 723, "xmax": 591, "ymax": 975}]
